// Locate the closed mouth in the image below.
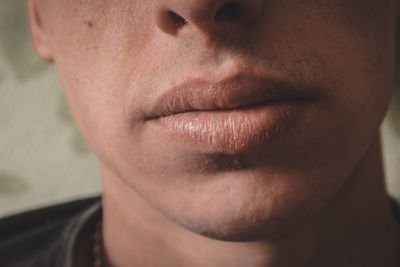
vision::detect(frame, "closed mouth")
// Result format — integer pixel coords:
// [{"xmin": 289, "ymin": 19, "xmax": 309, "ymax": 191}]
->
[
  {"xmin": 146, "ymin": 74, "xmax": 319, "ymax": 120},
  {"xmin": 145, "ymin": 73, "xmax": 322, "ymax": 154}
]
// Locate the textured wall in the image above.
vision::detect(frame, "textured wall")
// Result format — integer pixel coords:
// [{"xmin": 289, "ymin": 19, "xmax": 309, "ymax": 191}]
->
[{"xmin": 0, "ymin": 0, "xmax": 398, "ymax": 217}]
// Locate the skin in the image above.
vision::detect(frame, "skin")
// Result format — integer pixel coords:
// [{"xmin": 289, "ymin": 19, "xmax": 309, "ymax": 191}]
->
[{"xmin": 28, "ymin": 0, "xmax": 400, "ymax": 266}]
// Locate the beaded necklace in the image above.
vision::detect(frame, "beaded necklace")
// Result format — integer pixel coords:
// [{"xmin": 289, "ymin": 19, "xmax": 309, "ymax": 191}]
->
[{"xmin": 92, "ymin": 222, "xmax": 105, "ymax": 267}]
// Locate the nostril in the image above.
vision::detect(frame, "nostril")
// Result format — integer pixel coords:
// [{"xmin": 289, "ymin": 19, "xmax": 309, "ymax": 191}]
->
[
  {"xmin": 155, "ymin": 0, "xmax": 262, "ymax": 35},
  {"xmin": 168, "ymin": 11, "xmax": 187, "ymax": 27},
  {"xmin": 215, "ymin": 2, "xmax": 242, "ymax": 22}
]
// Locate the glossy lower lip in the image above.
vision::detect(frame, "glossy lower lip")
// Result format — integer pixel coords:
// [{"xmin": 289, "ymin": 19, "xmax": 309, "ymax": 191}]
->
[{"xmin": 150, "ymin": 98, "xmax": 313, "ymax": 154}]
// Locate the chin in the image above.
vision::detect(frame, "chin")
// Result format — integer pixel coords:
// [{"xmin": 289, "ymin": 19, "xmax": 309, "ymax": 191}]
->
[
  {"xmin": 184, "ymin": 220, "xmax": 290, "ymax": 242},
  {"xmin": 176, "ymin": 202, "xmax": 310, "ymax": 242},
  {"xmin": 157, "ymin": 172, "xmax": 333, "ymax": 243}
]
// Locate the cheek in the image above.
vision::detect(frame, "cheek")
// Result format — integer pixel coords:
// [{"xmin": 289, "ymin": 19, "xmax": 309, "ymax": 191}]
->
[
  {"xmin": 54, "ymin": 63, "xmax": 125, "ymax": 158},
  {"xmin": 49, "ymin": 3, "xmax": 157, "ymax": 161},
  {"xmin": 319, "ymin": 28, "xmax": 395, "ymax": 136},
  {"xmin": 293, "ymin": 6, "xmax": 396, "ymax": 136}
]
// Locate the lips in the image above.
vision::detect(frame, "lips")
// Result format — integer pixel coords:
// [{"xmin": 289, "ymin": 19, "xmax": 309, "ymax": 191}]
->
[
  {"xmin": 148, "ymin": 75, "xmax": 316, "ymax": 118},
  {"xmin": 146, "ymin": 74, "xmax": 320, "ymax": 154}
]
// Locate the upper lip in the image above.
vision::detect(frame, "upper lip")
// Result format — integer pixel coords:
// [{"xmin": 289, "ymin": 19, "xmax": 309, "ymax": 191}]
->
[{"xmin": 147, "ymin": 74, "xmax": 319, "ymax": 119}]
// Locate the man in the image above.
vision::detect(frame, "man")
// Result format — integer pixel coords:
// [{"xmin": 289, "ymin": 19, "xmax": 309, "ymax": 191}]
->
[{"xmin": 0, "ymin": 0, "xmax": 399, "ymax": 266}]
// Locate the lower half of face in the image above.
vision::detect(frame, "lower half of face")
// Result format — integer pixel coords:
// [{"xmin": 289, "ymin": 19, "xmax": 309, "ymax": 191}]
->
[{"xmin": 49, "ymin": 0, "xmax": 397, "ymax": 241}]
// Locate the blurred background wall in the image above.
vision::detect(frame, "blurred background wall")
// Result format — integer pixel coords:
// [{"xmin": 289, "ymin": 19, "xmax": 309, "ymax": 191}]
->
[
  {"xmin": 0, "ymin": 0, "xmax": 101, "ymax": 217},
  {"xmin": 0, "ymin": 0, "xmax": 399, "ymax": 217}
]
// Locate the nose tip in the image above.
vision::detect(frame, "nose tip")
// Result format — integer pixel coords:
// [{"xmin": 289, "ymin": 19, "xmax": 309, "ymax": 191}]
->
[{"xmin": 154, "ymin": 0, "xmax": 264, "ymax": 36}]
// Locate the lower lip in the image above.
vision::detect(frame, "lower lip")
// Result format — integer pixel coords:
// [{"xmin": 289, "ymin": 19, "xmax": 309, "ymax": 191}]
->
[{"xmin": 151, "ymin": 100, "xmax": 312, "ymax": 154}]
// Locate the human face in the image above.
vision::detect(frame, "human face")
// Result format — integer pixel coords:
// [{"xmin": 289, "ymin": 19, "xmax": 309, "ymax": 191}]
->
[{"xmin": 30, "ymin": 0, "xmax": 399, "ymax": 240}]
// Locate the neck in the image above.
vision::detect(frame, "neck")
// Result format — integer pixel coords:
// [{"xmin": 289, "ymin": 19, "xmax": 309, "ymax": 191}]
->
[{"xmin": 101, "ymin": 136, "xmax": 400, "ymax": 267}]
